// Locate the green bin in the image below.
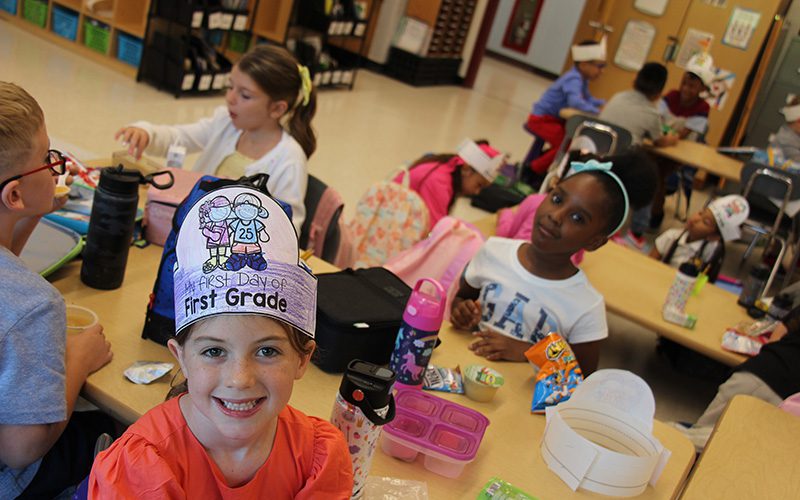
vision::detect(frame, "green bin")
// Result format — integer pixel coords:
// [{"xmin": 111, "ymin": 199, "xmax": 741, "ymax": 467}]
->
[
  {"xmin": 84, "ymin": 19, "xmax": 110, "ymax": 54},
  {"xmin": 23, "ymin": 0, "xmax": 47, "ymax": 28}
]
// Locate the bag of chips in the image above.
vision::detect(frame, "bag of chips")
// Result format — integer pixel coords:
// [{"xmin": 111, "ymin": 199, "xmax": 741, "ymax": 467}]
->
[{"xmin": 525, "ymin": 333, "xmax": 583, "ymax": 413}]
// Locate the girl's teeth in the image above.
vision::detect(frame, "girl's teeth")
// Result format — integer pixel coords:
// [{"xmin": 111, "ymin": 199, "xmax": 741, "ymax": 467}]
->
[{"xmin": 221, "ymin": 399, "xmax": 258, "ymax": 411}]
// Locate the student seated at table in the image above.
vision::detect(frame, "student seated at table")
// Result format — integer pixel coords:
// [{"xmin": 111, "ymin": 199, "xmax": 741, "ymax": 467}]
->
[
  {"xmin": 0, "ymin": 82, "xmax": 115, "ymax": 499},
  {"xmin": 600, "ymin": 62, "xmax": 679, "ymax": 248},
  {"xmin": 771, "ymin": 96, "xmax": 800, "ymax": 163},
  {"xmin": 89, "ymin": 186, "xmax": 353, "ymax": 498},
  {"xmin": 649, "ymin": 195, "xmax": 749, "ymax": 283},
  {"xmin": 677, "ymin": 304, "xmax": 800, "ymax": 451},
  {"xmin": 525, "ymin": 38, "xmax": 607, "ymax": 179},
  {"xmin": 450, "ymin": 151, "xmax": 658, "ymax": 374},
  {"xmin": 115, "ymin": 45, "xmax": 316, "ymax": 231},
  {"xmin": 651, "ymin": 53, "xmax": 716, "ymax": 228},
  {"xmin": 395, "ymin": 139, "xmax": 504, "ymax": 229}
]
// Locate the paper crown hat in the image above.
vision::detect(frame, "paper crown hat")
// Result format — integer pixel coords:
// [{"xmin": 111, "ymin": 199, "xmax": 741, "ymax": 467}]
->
[
  {"xmin": 782, "ymin": 104, "xmax": 800, "ymax": 123},
  {"xmin": 541, "ymin": 370, "xmax": 670, "ymax": 497},
  {"xmin": 173, "ymin": 185, "xmax": 317, "ymax": 337},
  {"xmin": 455, "ymin": 139, "xmax": 504, "ymax": 182},
  {"xmin": 708, "ymin": 194, "xmax": 749, "ymax": 242},
  {"xmin": 685, "ymin": 52, "xmax": 716, "ymax": 88},
  {"xmin": 571, "ymin": 37, "xmax": 606, "ymax": 62}
]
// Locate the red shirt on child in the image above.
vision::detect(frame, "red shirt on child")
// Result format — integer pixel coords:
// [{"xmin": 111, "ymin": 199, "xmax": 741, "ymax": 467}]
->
[{"xmin": 89, "ymin": 396, "xmax": 353, "ymax": 499}]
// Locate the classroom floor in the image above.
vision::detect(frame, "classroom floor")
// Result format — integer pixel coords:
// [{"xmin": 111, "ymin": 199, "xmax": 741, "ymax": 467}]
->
[{"xmin": 1, "ymin": 20, "xmax": 725, "ymax": 423}]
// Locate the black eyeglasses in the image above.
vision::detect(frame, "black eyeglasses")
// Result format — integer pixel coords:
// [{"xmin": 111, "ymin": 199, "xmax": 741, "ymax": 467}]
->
[{"xmin": 0, "ymin": 149, "xmax": 68, "ymax": 191}]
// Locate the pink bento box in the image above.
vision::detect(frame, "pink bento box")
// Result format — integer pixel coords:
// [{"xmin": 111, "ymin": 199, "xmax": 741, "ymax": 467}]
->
[{"xmin": 381, "ymin": 388, "xmax": 490, "ymax": 478}]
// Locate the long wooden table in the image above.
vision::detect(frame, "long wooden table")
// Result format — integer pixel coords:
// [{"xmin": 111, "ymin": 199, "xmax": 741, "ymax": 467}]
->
[
  {"xmin": 50, "ymin": 245, "xmax": 695, "ymax": 499},
  {"xmin": 649, "ymin": 140, "xmax": 744, "ymax": 183},
  {"xmin": 472, "ymin": 214, "xmax": 748, "ymax": 367},
  {"xmin": 681, "ymin": 395, "xmax": 800, "ymax": 499}
]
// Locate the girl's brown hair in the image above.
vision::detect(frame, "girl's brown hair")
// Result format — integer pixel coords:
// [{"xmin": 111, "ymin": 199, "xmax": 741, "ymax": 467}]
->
[
  {"xmin": 167, "ymin": 317, "xmax": 314, "ymax": 400},
  {"xmin": 237, "ymin": 45, "xmax": 317, "ymax": 158}
]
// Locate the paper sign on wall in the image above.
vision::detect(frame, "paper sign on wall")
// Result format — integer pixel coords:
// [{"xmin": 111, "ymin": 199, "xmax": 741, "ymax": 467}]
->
[
  {"xmin": 614, "ymin": 20, "xmax": 656, "ymax": 72},
  {"xmin": 723, "ymin": 7, "xmax": 761, "ymax": 50},
  {"xmin": 635, "ymin": 0, "xmax": 669, "ymax": 17},
  {"xmin": 675, "ymin": 28, "xmax": 713, "ymax": 69},
  {"xmin": 706, "ymin": 68, "xmax": 735, "ymax": 111}
]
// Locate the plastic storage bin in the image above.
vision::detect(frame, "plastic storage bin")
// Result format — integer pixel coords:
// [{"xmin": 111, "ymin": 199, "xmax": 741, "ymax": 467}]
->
[
  {"xmin": 23, "ymin": 0, "xmax": 47, "ymax": 28},
  {"xmin": 84, "ymin": 19, "xmax": 110, "ymax": 54},
  {"xmin": 380, "ymin": 389, "xmax": 489, "ymax": 478},
  {"xmin": 52, "ymin": 6, "xmax": 79, "ymax": 41},
  {"xmin": 117, "ymin": 32, "xmax": 143, "ymax": 67},
  {"xmin": 0, "ymin": 0, "xmax": 17, "ymax": 15}
]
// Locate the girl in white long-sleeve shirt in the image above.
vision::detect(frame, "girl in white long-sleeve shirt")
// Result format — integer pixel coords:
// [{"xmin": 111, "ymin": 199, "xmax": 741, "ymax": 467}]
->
[{"xmin": 116, "ymin": 45, "xmax": 317, "ymax": 231}]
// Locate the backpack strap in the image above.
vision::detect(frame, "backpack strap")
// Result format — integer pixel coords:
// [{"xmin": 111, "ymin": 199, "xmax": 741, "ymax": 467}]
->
[{"xmin": 662, "ymin": 230, "xmax": 685, "ymax": 265}]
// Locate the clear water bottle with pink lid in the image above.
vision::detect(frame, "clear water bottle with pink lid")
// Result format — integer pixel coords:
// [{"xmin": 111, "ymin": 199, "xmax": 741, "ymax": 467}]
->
[{"xmin": 389, "ymin": 278, "xmax": 446, "ymax": 388}]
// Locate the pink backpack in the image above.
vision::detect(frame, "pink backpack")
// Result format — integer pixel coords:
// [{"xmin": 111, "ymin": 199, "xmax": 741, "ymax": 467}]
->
[
  {"xmin": 348, "ymin": 171, "xmax": 430, "ymax": 268},
  {"xmin": 143, "ymin": 167, "xmax": 204, "ymax": 246},
  {"xmin": 306, "ymin": 185, "xmax": 345, "ymax": 261},
  {"xmin": 384, "ymin": 216, "xmax": 485, "ymax": 320}
]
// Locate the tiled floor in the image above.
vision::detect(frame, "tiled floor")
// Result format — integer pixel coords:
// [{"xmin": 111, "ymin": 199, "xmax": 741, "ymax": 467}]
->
[{"xmin": 1, "ymin": 20, "xmax": 724, "ymax": 423}]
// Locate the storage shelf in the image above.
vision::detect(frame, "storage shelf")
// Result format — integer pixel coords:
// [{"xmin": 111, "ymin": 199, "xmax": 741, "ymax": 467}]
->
[{"xmin": 0, "ymin": 0, "xmax": 148, "ymax": 77}]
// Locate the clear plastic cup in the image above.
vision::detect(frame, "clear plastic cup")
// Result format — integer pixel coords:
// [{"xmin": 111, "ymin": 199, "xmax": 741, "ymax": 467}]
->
[{"xmin": 66, "ymin": 304, "xmax": 98, "ymax": 332}]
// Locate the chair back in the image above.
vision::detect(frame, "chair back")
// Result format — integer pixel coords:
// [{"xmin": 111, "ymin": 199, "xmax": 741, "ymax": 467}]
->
[
  {"xmin": 740, "ymin": 163, "xmax": 800, "ymax": 236},
  {"xmin": 564, "ymin": 115, "xmax": 633, "ymax": 156},
  {"xmin": 299, "ymin": 174, "xmax": 345, "ymax": 262}
]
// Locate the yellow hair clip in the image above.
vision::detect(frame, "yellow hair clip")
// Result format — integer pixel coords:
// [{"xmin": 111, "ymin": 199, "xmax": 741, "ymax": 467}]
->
[{"xmin": 297, "ymin": 64, "xmax": 312, "ymax": 107}]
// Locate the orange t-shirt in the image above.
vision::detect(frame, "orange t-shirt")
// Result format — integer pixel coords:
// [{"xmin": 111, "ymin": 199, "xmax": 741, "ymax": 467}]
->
[{"xmin": 89, "ymin": 396, "xmax": 353, "ymax": 499}]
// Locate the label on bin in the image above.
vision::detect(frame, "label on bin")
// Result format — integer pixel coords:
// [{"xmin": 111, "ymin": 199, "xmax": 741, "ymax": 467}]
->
[
  {"xmin": 220, "ymin": 13, "xmax": 234, "ymax": 30},
  {"xmin": 234, "ymin": 14, "xmax": 248, "ymax": 31},
  {"xmin": 182, "ymin": 74, "xmax": 195, "ymax": 91},
  {"xmin": 198, "ymin": 74, "xmax": 213, "ymax": 91},
  {"xmin": 191, "ymin": 11, "xmax": 204, "ymax": 28},
  {"xmin": 212, "ymin": 74, "xmax": 226, "ymax": 90}
]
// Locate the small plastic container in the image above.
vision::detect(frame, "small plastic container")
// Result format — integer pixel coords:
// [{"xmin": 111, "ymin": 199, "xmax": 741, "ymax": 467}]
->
[
  {"xmin": 380, "ymin": 388, "xmax": 489, "ymax": 478},
  {"xmin": 117, "ymin": 32, "xmax": 143, "ymax": 67},
  {"xmin": 462, "ymin": 365, "xmax": 504, "ymax": 402},
  {"xmin": 52, "ymin": 6, "xmax": 79, "ymax": 41},
  {"xmin": 23, "ymin": 0, "xmax": 47, "ymax": 28},
  {"xmin": 84, "ymin": 18, "xmax": 110, "ymax": 54},
  {"xmin": 1, "ymin": 0, "xmax": 18, "ymax": 15}
]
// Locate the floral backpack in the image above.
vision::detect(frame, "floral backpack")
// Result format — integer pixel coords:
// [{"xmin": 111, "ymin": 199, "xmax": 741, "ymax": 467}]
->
[{"xmin": 348, "ymin": 169, "xmax": 430, "ymax": 268}]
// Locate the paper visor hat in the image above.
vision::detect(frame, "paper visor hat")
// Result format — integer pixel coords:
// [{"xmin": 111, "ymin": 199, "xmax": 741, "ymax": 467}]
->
[
  {"xmin": 571, "ymin": 37, "xmax": 606, "ymax": 62},
  {"xmin": 173, "ymin": 185, "xmax": 317, "ymax": 337},
  {"xmin": 456, "ymin": 139, "xmax": 504, "ymax": 182}
]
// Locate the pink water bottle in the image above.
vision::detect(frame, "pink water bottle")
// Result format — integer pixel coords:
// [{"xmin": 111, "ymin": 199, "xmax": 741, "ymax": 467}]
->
[{"xmin": 388, "ymin": 278, "xmax": 446, "ymax": 388}]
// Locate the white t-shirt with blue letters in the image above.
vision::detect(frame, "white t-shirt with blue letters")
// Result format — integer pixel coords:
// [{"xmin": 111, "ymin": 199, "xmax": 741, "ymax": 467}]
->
[{"xmin": 464, "ymin": 237, "xmax": 607, "ymax": 345}]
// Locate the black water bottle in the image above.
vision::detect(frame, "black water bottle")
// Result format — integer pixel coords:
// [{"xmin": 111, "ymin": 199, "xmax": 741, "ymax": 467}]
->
[{"xmin": 81, "ymin": 167, "xmax": 142, "ymax": 289}]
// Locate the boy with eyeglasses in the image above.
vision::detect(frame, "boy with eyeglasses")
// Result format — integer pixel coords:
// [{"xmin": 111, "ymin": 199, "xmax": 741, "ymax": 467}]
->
[
  {"xmin": 525, "ymin": 39, "xmax": 608, "ymax": 179},
  {"xmin": 0, "ymin": 82, "xmax": 114, "ymax": 498}
]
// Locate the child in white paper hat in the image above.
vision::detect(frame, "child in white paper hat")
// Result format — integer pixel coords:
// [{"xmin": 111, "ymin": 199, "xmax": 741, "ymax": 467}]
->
[
  {"xmin": 396, "ymin": 138, "xmax": 505, "ymax": 229},
  {"xmin": 770, "ymin": 95, "xmax": 800, "ymax": 163},
  {"xmin": 525, "ymin": 38, "xmax": 607, "ymax": 178},
  {"xmin": 90, "ymin": 186, "xmax": 353, "ymax": 498},
  {"xmin": 650, "ymin": 194, "xmax": 749, "ymax": 282}
]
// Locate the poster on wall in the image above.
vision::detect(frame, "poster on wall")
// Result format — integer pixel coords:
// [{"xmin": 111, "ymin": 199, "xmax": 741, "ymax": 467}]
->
[
  {"xmin": 614, "ymin": 20, "xmax": 656, "ymax": 71},
  {"xmin": 675, "ymin": 28, "xmax": 713, "ymax": 69},
  {"xmin": 501, "ymin": 0, "xmax": 545, "ymax": 54},
  {"xmin": 634, "ymin": 0, "xmax": 669, "ymax": 16},
  {"xmin": 706, "ymin": 68, "xmax": 735, "ymax": 111},
  {"xmin": 722, "ymin": 7, "xmax": 761, "ymax": 50}
]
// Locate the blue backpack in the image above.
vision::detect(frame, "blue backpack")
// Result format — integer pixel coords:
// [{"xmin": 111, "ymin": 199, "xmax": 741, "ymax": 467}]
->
[{"xmin": 142, "ymin": 174, "xmax": 292, "ymax": 345}]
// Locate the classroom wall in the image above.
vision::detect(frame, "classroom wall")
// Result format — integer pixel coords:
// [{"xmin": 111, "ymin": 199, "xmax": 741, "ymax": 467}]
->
[
  {"xmin": 486, "ymin": 0, "xmax": 586, "ymax": 74},
  {"xmin": 459, "ymin": 0, "xmax": 489, "ymax": 77}
]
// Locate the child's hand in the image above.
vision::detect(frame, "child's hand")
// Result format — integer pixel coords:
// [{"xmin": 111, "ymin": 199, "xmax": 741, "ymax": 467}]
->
[
  {"xmin": 469, "ymin": 329, "xmax": 531, "ymax": 362},
  {"xmin": 114, "ymin": 127, "xmax": 150, "ymax": 160},
  {"xmin": 451, "ymin": 298, "xmax": 481, "ymax": 330},
  {"xmin": 67, "ymin": 324, "xmax": 113, "ymax": 375}
]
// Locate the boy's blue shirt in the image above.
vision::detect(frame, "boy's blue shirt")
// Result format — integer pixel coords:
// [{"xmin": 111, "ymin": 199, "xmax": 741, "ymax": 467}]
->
[
  {"xmin": 0, "ymin": 245, "xmax": 67, "ymax": 496},
  {"xmin": 532, "ymin": 67, "xmax": 605, "ymax": 117}
]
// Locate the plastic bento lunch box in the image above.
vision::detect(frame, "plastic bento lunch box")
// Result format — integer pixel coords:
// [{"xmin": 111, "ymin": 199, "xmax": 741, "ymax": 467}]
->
[{"xmin": 380, "ymin": 388, "xmax": 490, "ymax": 478}]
